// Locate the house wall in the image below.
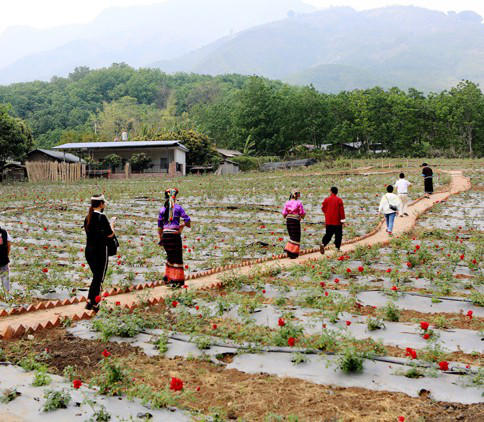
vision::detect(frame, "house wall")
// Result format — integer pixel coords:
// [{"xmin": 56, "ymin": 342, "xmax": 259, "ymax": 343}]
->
[
  {"xmin": 218, "ymin": 161, "xmax": 240, "ymax": 175},
  {"xmin": 90, "ymin": 147, "xmax": 186, "ymax": 175}
]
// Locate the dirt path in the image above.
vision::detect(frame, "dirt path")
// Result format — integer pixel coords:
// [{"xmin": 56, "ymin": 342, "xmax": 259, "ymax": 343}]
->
[{"xmin": 0, "ymin": 171, "xmax": 471, "ymax": 337}]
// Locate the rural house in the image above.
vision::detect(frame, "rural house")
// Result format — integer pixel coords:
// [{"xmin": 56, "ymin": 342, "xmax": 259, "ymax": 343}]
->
[{"xmin": 54, "ymin": 140, "xmax": 188, "ymax": 176}]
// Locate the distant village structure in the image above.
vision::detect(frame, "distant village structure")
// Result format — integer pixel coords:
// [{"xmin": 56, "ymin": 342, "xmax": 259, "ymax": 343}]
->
[{"xmin": 26, "ymin": 149, "xmax": 83, "ymax": 164}]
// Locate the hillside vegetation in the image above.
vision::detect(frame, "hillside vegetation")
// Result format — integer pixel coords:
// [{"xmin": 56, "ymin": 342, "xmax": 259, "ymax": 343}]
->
[{"xmin": 1, "ymin": 65, "xmax": 483, "ymax": 159}]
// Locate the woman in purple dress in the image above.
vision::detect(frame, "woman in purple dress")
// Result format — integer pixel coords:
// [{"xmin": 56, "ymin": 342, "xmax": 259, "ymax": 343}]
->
[{"xmin": 157, "ymin": 188, "xmax": 191, "ymax": 287}]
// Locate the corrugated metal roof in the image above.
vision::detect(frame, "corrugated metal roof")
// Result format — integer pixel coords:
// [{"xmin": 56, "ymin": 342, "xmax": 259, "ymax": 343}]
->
[
  {"xmin": 54, "ymin": 141, "xmax": 188, "ymax": 152},
  {"xmin": 33, "ymin": 149, "xmax": 83, "ymax": 163},
  {"xmin": 217, "ymin": 148, "xmax": 243, "ymax": 157}
]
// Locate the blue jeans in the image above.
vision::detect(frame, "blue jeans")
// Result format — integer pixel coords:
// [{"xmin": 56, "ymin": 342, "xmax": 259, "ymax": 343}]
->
[{"xmin": 385, "ymin": 212, "xmax": 397, "ymax": 233}]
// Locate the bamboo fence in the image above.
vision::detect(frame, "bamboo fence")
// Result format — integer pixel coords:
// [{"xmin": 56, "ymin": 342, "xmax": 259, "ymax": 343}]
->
[{"xmin": 25, "ymin": 161, "xmax": 86, "ymax": 182}]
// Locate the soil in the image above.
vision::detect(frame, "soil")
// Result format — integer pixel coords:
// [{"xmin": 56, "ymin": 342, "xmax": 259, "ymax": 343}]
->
[
  {"xmin": 2, "ymin": 329, "xmax": 484, "ymax": 421},
  {"xmin": 357, "ymin": 305, "xmax": 483, "ymax": 330},
  {"xmin": 1, "ymin": 328, "xmax": 482, "ymax": 422}
]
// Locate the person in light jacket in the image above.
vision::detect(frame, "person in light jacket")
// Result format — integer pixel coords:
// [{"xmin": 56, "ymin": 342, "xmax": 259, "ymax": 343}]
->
[{"xmin": 378, "ymin": 185, "xmax": 402, "ymax": 236}]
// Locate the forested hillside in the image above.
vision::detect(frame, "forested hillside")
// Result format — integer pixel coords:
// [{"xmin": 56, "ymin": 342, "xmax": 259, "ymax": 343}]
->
[{"xmin": 0, "ymin": 64, "xmax": 482, "ymax": 158}]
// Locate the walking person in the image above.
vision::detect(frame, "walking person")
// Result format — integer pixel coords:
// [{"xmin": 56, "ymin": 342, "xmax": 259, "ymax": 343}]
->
[
  {"xmin": 320, "ymin": 187, "xmax": 346, "ymax": 254},
  {"xmin": 379, "ymin": 185, "xmax": 402, "ymax": 236},
  {"xmin": 395, "ymin": 173, "xmax": 412, "ymax": 217},
  {"xmin": 158, "ymin": 188, "xmax": 191, "ymax": 287},
  {"xmin": 421, "ymin": 163, "xmax": 434, "ymax": 198},
  {"xmin": 0, "ymin": 224, "xmax": 12, "ymax": 294},
  {"xmin": 83, "ymin": 194, "xmax": 116, "ymax": 311},
  {"xmin": 282, "ymin": 191, "xmax": 306, "ymax": 259}
]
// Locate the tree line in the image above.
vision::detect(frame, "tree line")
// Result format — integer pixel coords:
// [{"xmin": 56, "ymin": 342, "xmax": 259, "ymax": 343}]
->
[{"xmin": 0, "ymin": 63, "xmax": 482, "ymax": 164}]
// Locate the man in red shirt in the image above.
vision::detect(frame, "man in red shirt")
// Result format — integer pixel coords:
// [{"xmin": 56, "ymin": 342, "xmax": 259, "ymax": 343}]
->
[{"xmin": 320, "ymin": 186, "xmax": 346, "ymax": 254}]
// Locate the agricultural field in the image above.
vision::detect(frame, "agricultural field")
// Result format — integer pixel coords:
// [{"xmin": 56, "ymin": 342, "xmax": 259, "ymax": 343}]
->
[
  {"xmin": 0, "ymin": 159, "xmax": 482, "ymax": 421},
  {"xmin": 0, "ymin": 160, "xmax": 453, "ymax": 308}
]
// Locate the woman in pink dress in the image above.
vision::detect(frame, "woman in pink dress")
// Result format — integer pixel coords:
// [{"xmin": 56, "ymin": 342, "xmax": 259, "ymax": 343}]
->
[{"xmin": 282, "ymin": 191, "xmax": 306, "ymax": 259}]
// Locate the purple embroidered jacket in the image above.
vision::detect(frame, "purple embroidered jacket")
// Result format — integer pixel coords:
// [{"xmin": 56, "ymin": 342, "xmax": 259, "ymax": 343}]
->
[{"xmin": 158, "ymin": 204, "xmax": 191, "ymax": 230}]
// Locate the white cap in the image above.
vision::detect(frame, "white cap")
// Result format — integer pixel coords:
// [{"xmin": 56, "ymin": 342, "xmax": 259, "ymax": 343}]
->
[{"xmin": 91, "ymin": 194, "xmax": 107, "ymax": 203}]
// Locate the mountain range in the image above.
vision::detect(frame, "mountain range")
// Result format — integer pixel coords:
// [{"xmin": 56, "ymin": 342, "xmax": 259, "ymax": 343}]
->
[
  {"xmin": 153, "ymin": 6, "xmax": 484, "ymax": 93},
  {"xmin": 0, "ymin": 0, "xmax": 315, "ymax": 84},
  {"xmin": 1, "ymin": 3, "xmax": 484, "ymax": 93}
]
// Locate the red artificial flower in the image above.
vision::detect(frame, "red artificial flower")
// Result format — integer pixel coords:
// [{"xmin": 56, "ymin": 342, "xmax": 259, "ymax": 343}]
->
[
  {"xmin": 386, "ymin": 268, "xmax": 392, "ymax": 273},
  {"xmin": 102, "ymin": 349, "xmax": 111, "ymax": 358},
  {"xmin": 346, "ymin": 321, "xmax": 351, "ymax": 326},
  {"xmin": 439, "ymin": 361, "xmax": 449, "ymax": 371},
  {"xmin": 172, "ymin": 301, "xmax": 178, "ymax": 308},
  {"xmin": 95, "ymin": 295, "xmax": 102, "ymax": 304},
  {"xmin": 398, "ymin": 417, "xmax": 405, "ymax": 422},
  {"xmin": 423, "ymin": 333, "xmax": 430, "ymax": 340},
  {"xmin": 287, "ymin": 337, "xmax": 295, "ymax": 347},
  {"xmin": 260, "ymin": 225, "xmax": 266, "ymax": 229},
  {"xmin": 460, "ymin": 254, "xmax": 465, "ymax": 260},
  {"xmin": 391, "ymin": 286, "xmax": 398, "ymax": 291},
  {"xmin": 324, "ymin": 292, "xmax": 329, "ymax": 297},
  {"xmin": 262, "ymin": 289, "xmax": 266, "ymax": 294},
  {"xmin": 196, "ymin": 386, "xmax": 201, "ymax": 391},
  {"xmin": 420, "ymin": 321, "xmax": 429, "ymax": 331},
  {"xmin": 103, "ymin": 292, "xmax": 109, "ymax": 297},
  {"xmin": 195, "ymin": 305, "xmax": 200, "ymax": 310},
  {"xmin": 320, "ymin": 282, "xmax": 326, "ymax": 288},
  {"xmin": 358, "ymin": 266, "xmax": 364, "ymax": 272},
  {"xmin": 334, "ymin": 278, "xmax": 340, "ymax": 284},
  {"xmin": 185, "ymin": 265, "xmax": 189, "ymax": 269},
  {"xmin": 278, "ymin": 318, "xmax": 285, "ymax": 327},
  {"xmin": 81, "ymin": 263, "xmax": 86, "ymax": 268},
  {"xmin": 73, "ymin": 379, "xmax": 82, "ymax": 389},
  {"xmin": 42, "ymin": 268, "xmax": 49, "ymax": 273},
  {"xmin": 322, "ymin": 324, "xmax": 327, "ymax": 328},
  {"xmin": 346, "ymin": 268, "xmax": 352, "ymax": 273},
  {"xmin": 212, "ymin": 324, "xmax": 217, "ymax": 330},
  {"xmin": 115, "ymin": 301, "xmax": 121, "ymax": 306},
  {"xmin": 406, "ymin": 262, "xmax": 412, "ymax": 268},
  {"xmin": 467, "ymin": 310, "xmax": 473, "ymax": 319},
  {"xmin": 472, "ymin": 259, "xmax": 477, "ymax": 265},
  {"xmin": 415, "ymin": 245, "xmax": 420, "ymax": 250},
  {"xmin": 170, "ymin": 377, "xmax": 184, "ymax": 392}
]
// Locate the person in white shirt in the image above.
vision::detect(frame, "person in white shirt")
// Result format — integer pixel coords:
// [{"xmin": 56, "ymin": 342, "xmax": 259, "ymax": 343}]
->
[
  {"xmin": 378, "ymin": 185, "xmax": 402, "ymax": 235},
  {"xmin": 395, "ymin": 173, "xmax": 412, "ymax": 217}
]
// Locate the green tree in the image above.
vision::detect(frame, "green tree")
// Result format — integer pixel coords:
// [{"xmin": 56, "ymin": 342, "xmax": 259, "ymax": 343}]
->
[
  {"xmin": 103, "ymin": 154, "xmax": 123, "ymax": 171},
  {"xmin": 130, "ymin": 152, "xmax": 153, "ymax": 172},
  {"xmin": 0, "ymin": 105, "xmax": 34, "ymax": 164}
]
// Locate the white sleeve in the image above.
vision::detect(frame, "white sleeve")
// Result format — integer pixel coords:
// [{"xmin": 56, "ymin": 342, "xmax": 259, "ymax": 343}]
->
[{"xmin": 6, "ymin": 232, "xmax": 12, "ymax": 242}]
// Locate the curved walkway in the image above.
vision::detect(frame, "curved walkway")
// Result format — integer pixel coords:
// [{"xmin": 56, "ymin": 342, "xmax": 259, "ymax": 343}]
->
[{"xmin": 0, "ymin": 171, "xmax": 471, "ymax": 339}]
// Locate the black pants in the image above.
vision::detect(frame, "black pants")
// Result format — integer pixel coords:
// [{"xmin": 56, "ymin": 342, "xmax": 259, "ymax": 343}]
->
[
  {"xmin": 322, "ymin": 225, "xmax": 343, "ymax": 249},
  {"xmin": 85, "ymin": 245, "xmax": 108, "ymax": 305}
]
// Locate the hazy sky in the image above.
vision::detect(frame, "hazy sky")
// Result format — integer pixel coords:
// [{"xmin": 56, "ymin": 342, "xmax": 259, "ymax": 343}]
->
[{"xmin": 1, "ymin": 0, "xmax": 483, "ymax": 34}]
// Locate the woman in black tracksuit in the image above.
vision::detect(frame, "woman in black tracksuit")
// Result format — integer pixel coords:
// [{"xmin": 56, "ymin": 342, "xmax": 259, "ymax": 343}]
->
[{"xmin": 83, "ymin": 194, "xmax": 115, "ymax": 311}]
